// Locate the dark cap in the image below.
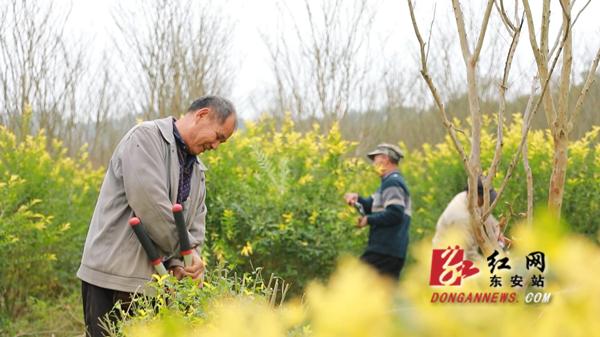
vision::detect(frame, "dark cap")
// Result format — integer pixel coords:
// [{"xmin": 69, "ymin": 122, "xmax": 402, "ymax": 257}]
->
[
  {"xmin": 465, "ymin": 177, "xmax": 498, "ymax": 203},
  {"xmin": 478, "ymin": 179, "xmax": 498, "ymax": 203},
  {"xmin": 367, "ymin": 143, "xmax": 404, "ymax": 163}
]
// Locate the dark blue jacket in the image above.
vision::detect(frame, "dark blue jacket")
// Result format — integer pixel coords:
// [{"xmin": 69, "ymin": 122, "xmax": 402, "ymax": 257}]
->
[{"xmin": 358, "ymin": 170, "xmax": 411, "ymax": 258}]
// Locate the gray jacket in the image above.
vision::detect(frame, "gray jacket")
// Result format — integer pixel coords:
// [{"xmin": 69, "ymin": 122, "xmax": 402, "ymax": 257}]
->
[{"xmin": 77, "ymin": 117, "xmax": 207, "ymax": 293}]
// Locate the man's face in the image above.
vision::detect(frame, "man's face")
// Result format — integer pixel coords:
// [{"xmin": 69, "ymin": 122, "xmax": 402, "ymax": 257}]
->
[
  {"xmin": 372, "ymin": 154, "xmax": 389, "ymax": 175},
  {"xmin": 186, "ymin": 107, "xmax": 236, "ymax": 155}
]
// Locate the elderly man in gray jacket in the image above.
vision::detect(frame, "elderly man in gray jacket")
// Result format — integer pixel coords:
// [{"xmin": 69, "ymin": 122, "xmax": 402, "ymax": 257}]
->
[{"xmin": 77, "ymin": 96, "xmax": 237, "ymax": 337}]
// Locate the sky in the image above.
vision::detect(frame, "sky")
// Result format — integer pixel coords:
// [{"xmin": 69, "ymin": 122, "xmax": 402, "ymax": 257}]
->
[{"xmin": 56, "ymin": 0, "xmax": 600, "ymax": 119}]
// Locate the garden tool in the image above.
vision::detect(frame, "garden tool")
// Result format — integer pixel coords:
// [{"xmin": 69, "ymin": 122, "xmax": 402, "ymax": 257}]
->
[
  {"xmin": 129, "ymin": 217, "xmax": 168, "ymax": 276},
  {"xmin": 172, "ymin": 203, "xmax": 193, "ymax": 267},
  {"xmin": 354, "ymin": 201, "xmax": 366, "ymax": 216}
]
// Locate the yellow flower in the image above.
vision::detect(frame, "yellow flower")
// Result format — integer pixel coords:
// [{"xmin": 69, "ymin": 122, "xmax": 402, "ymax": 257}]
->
[
  {"xmin": 200, "ymin": 299, "xmax": 284, "ymax": 337},
  {"xmin": 207, "ymin": 155, "xmax": 221, "ymax": 166},
  {"xmin": 334, "ymin": 179, "xmax": 345, "ymax": 191},
  {"xmin": 223, "ymin": 209, "xmax": 234, "ymax": 218},
  {"xmin": 309, "ymin": 211, "xmax": 319, "ymax": 224},
  {"xmin": 282, "ymin": 212, "xmax": 294, "ymax": 223},
  {"xmin": 298, "ymin": 174, "xmax": 314, "ymax": 185},
  {"xmin": 306, "ymin": 258, "xmax": 394, "ymax": 337},
  {"xmin": 241, "ymin": 241, "xmax": 253, "ymax": 256},
  {"xmin": 279, "ymin": 300, "xmax": 305, "ymax": 327},
  {"xmin": 151, "ymin": 273, "xmax": 170, "ymax": 284}
]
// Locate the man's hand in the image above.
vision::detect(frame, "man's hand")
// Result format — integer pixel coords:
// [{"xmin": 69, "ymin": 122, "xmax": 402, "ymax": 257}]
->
[
  {"xmin": 169, "ymin": 265, "xmax": 186, "ymax": 280},
  {"xmin": 168, "ymin": 250, "xmax": 205, "ymax": 286},
  {"xmin": 344, "ymin": 192, "xmax": 359, "ymax": 206},
  {"xmin": 356, "ymin": 216, "xmax": 368, "ymax": 228},
  {"xmin": 184, "ymin": 250, "xmax": 205, "ymax": 284}
]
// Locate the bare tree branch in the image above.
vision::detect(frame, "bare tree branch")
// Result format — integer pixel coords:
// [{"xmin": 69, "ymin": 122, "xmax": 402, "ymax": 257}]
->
[
  {"xmin": 522, "ymin": 78, "xmax": 539, "ymax": 225},
  {"xmin": 472, "ymin": 0, "xmax": 495, "ymax": 64},
  {"xmin": 484, "ymin": 16, "xmax": 524, "ymax": 214},
  {"xmin": 571, "ymin": 46, "xmax": 600, "ymax": 129},
  {"xmin": 483, "ymin": 21, "xmax": 569, "ymax": 219},
  {"xmin": 494, "ymin": 0, "xmax": 517, "ymax": 32},
  {"xmin": 112, "ymin": 0, "xmax": 233, "ymax": 119},
  {"xmin": 264, "ymin": 0, "xmax": 376, "ymax": 127},
  {"xmin": 407, "ymin": 0, "xmax": 469, "ymax": 170}
]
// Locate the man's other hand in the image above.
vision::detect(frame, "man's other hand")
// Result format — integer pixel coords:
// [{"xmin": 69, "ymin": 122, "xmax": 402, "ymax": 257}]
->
[
  {"xmin": 356, "ymin": 216, "xmax": 368, "ymax": 228},
  {"xmin": 169, "ymin": 265, "xmax": 186, "ymax": 280},
  {"xmin": 344, "ymin": 192, "xmax": 358, "ymax": 206}
]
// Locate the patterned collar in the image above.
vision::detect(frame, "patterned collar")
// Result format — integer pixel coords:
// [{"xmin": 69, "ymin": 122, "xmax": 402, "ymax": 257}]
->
[{"xmin": 172, "ymin": 118, "xmax": 199, "ymax": 164}]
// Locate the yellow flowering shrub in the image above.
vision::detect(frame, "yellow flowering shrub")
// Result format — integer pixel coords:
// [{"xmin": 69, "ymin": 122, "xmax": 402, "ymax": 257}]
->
[
  {"xmin": 202, "ymin": 116, "xmax": 376, "ymax": 292},
  {"xmin": 0, "ymin": 126, "xmax": 103, "ymax": 318}
]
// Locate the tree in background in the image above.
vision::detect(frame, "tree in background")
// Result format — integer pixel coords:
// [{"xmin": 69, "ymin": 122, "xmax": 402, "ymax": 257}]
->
[
  {"xmin": 113, "ymin": 0, "xmax": 234, "ymax": 120},
  {"xmin": 405, "ymin": 0, "xmax": 585, "ymax": 255},
  {"xmin": 0, "ymin": 1, "xmax": 129, "ymax": 165},
  {"xmin": 521, "ymin": 0, "xmax": 600, "ymax": 217},
  {"xmin": 264, "ymin": 0, "xmax": 377, "ymax": 129},
  {"xmin": 0, "ymin": 1, "xmax": 85, "ymax": 152}
]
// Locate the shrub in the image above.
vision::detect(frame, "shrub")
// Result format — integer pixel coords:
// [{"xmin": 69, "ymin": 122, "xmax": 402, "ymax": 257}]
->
[
  {"xmin": 0, "ymin": 125, "xmax": 103, "ymax": 318},
  {"xmin": 104, "ymin": 266, "xmax": 290, "ymax": 336},
  {"xmin": 202, "ymin": 117, "xmax": 377, "ymax": 292}
]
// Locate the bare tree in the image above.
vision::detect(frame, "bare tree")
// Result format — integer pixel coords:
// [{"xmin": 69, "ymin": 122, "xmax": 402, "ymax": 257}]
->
[
  {"xmin": 407, "ymin": 0, "xmax": 570, "ymax": 255},
  {"xmin": 264, "ymin": 0, "xmax": 377, "ymax": 128},
  {"xmin": 112, "ymin": 0, "xmax": 234, "ymax": 120},
  {"xmin": 522, "ymin": 0, "xmax": 600, "ymax": 218},
  {"xmin": 0, "ymin": 0, "xmax": 85, "ymax": 152}
]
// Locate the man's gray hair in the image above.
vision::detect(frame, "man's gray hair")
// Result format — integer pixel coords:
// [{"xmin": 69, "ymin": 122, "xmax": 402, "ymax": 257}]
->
[{"xmin": 187, "ymin": 95, "xmax": 236, "ymax": 125}]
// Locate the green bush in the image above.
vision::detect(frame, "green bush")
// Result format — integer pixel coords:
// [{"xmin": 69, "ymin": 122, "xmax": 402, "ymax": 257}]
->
[
  {"xmin": 104, "ymin": 266, "xmax": 290, "ymax": 337},
  {"xmin": 202, "ymin": 118, "xmax": 377, "ymax": 292},
  {"xmin": 0, "ymin": 125, "xmax": 103, "ymax": 318}
]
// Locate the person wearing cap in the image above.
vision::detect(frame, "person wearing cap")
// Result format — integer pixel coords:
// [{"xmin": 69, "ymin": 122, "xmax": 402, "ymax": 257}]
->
[
  {"xmin": 432, "ymin": 178, "xmax": 507, "ymax": 261},
  {"xmin": 344, "ymin": 143, "xmax": 411, "ymax": 280}
]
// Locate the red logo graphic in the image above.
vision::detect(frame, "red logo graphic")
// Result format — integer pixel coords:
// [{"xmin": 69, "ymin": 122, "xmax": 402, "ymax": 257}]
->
[{"xmin": 430, "ymin": 246, "xmax": 480, "ymax": 286}]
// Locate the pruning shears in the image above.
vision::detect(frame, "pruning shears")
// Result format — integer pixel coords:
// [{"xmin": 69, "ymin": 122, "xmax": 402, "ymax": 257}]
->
[
  {"xmin": 172, "ymin": 203, "xmax": 193, "ymax": 267},
  {"xmin": 129, "ymin": 217, "xmax": 168, "ymax": 276},
  {"xmin": 354, "ymin": 201, "xmax": 366, "ymax": 217},
  {"xmin": 130, "ymin": 204, "xmax": 194, "ymax": 275}
]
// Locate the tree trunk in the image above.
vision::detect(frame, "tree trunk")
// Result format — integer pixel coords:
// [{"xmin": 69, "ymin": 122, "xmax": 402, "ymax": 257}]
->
[{"xmin": 548, "ymin": 129, "xmax": 569, "ymax": 218}]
